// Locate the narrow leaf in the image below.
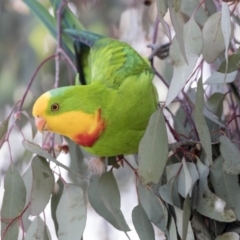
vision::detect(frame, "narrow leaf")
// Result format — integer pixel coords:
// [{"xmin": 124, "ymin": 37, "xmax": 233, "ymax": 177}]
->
[
  {"xmin": 56, "ymin": 184, "xmax": 86, "ymax": 239},
  {"xmin": 98, "ymin": 171, "xmax": 130, "ymax": 232},
  {"xmin": 174, "ymin": 207, "xmax": 194, "ymax": 240},
  {"xmin": 202, "ymin": 12, "xmax": 225, "ymax": 63},
  {"xmin": 194, "ymin": 79, "xmax": 212, "ymax": 165},
  {"xmin": 220, "ymin": 135, "xmax": 240, "ymax": 175},
  {"xmin": 205, "ymin": 71, "xmax": 237, "ymax": 84},
  {"xmin": 138, "ymin": 109, "xmax": 168, "ymax": 184},
  {"xmin": 218, "ymin": 51, "xmax": 240, "ymax": 73},
  {"xmin": 138, "ymin": 183, "xmax": 168, "ymax": 231},
  {"xmin": 166, "ymin": 17, "xmax": 203, "ymax": 105},
  {"xmin": 221, "ymin": 2, "xmax": 232, "ymax": 70},
  {"xmin": 51, "ymin": 178, "xmax": 64, "ymax": 234},
  {"xmin": 156, "ymin": 0, "xmax": 168, "ymax": 17},
  {"xmin": 22, "ymin": 140, "xmax": 84, "ymax": 179},
  {"xmin": 31, "ymin": 156, "xmax": 54, "ymax": 215},
  {"xmin": 1, "ymin": 220, "xmax": 19, "ymax": 240},
  {"xmin": 132, "ymin": 204, "xmax": 155, "ymax": 240}
]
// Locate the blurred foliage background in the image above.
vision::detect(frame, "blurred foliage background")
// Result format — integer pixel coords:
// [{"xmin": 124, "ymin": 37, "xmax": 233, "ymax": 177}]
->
[{"xmin": 0, "ymin": 0, "xmax": 166, "ymax": 121}]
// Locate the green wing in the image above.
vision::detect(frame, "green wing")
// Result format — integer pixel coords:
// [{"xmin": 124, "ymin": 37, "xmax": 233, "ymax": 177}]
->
[
  {"xmin": 89, "ymin": 38, "xmax": 153, "ymax": 89},
  {"xmin": 65, "ymin": 29, "xmax": 153, "ymax": 89}
]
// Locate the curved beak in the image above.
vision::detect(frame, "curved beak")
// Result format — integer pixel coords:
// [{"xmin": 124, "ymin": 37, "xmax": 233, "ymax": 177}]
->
[{"xmin": 34, "ymin": 116, "xmax": 49, "ymax": 133}]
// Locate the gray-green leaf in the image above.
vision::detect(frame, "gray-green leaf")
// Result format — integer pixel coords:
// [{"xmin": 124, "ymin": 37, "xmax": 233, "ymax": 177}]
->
[
  {"xmin": 220, "ymin": 135, "xmax": 240, "ymax": 175},
  {"xmin": 56, "ymin": 184, "xmax": 86, "ymax": 239},
  {"xmin": 31, "ymin": 156, "xmax": 54, "ymax": 215},
  {"xmin": 132, "ymin": 204, "xmax": 155, "ymax": 240},
  {"xmin": 138, "ymin": 109, "xmax": 168, "ymax": 184}
]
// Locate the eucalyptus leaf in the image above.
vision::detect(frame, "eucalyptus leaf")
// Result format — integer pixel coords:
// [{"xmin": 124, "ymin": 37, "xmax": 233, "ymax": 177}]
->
[
  {"xmin": 138, "ymin": 183, "xmax": 168, "ymax": 231},
  {"xmin": 178, "ymin": 159, "xmax": 199, "ymax": 198},
  {"xmin": 1, "ymin": 220, "xmax": 19, "ymax": 240},
  {"xmin": 51, "ymin": 178, "xmax": 64, "ymax": 234},
  {"xmin": 220, "ymin": 135, "xmax": 240, "ymax": 175},
  {"xmin": 202, "ymin": 12, "xmax": 225, "ymax": 63},
  {"xmin": 156, "ymin": 0, "xmax": 168, "ymax": 17},
  {"xmin": 25, "ymin": 216, "xmax": 50, "ymax": 240},
  {"xmin": 138, "ymin": 109, "xmax": 168, "ymax": 184},
  {"xmin": 215, "ymin": 232, "xmax": 239, "ymax": 240},
  {"xmin": 168, "ymin": 217, "xmax": 178, "ymax": 240},
  {"xmin": 205, "ymin": 71, "xmax": 237, "ymax": 84},
  {"xmin": 132, "ymin": 204, "xmax": 155, "ymax": 240},
  {"xmin": 168, "ymin": 0, "xmax": 187, "ymax": 63},
  {"xmin": 181, "ymin": 0, "xmax": 208, "ymax": 26},
  {"xmin": 221, "ymin": 2, "xmax": 232, "ymax": 70},
  {"xmin": 0, "ymin": 115, "xmax": 10, "ymax": 143},
  {"xmin": 194, "ymin": 79, "xmax": 213, "ymax": 165},
  {"xmin": 218, "ymin": 51, "xmax": 240, "ymax": 73},
  {"xmin": 196, "ymin": 158, "xmax": 236, "ymax": 222},
  {"xmin": 191, "ymin": 211, "xmax": 212, "ymax": 240},
  {"xmin": 56, "ymin": 184, "xmax": 86, "ymax": 239},
  {"xmin": 166, "ymin": 17, "xmax": 202, "ymax": 105},
  {"xmin": 98, "ymin": 171, "xmax": 130, "ymax": 232},
  {"xmin": 22, "ymin": 140, "xmax": 84, "ymax": 179},
  {"xmin": 88, "ymin": 175, "xmax": 129, "ymax": 231},
  {"xmin": 210, "ymin": 156, "xmax": 240, "ymax": 220},
  {"xmin": 31, "ymin": 156, "xmax": 54, "ymax": 215},
  {"xmin": 174, "ymin": 207, "xmax": 195, "ymax": 240},
  {"xmin": 159, "ymin": 177, "xmax": 181, "ymax": 208}
]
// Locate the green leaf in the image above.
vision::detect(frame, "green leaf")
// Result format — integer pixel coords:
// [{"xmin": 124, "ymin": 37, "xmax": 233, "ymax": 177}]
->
[
  {"xmin": 98, "ymin": 171, "xmax": 130, "ymax": 232},
  {"xmin": 159, "ymin": 177, "xmax": 181, "ymax": 208},
  {"xmin": 0, "ymin": 115, "xmax": 10, "ymax": 147},
  {"xmin": 218, "ymin": 51, "xmax": 240, "ymax": 73},
  {"xmin": 205, "ymin": 71, "xmax": 238, "ymax": 84},
  {"xmin": 1, "ymin": 164, "xmax": 25, "ymax": 239},
  {"xmin": 132, "ymin": 204, "xmax": 155, "ymax": 240},
  {"xmin": 221, "ymin": 2, "xmax": 232, "ymax": 70},
  {"xmin": 25, "ymin": 216, "xmax": 50, "ymax": 240},
  {"xmin": 206, "ymin": 92, "xmax": 225, "ymax": 117},
  {"xmin": 220, "ymin": 135, "xmax": 240, "ymax": 175},
  {"xmin": 202, "ymin": 12, "xmax": 225, "ymax": 63},
  {"xmin": 156, "ymin": 0, "xmax": 168, "ymax": 17},
  {"xmin": 174, "ymin": 206, "xmax": 194, "ymax": 240},
  {"xmin": 215, "ymin": 232, "xmax": 239, "ymax": 240},
  {"xmin": 166, "ymin": 16, "xmax": 203, "ymax": 105},
  {"xmin": 31, "ymin": 156, "xmax": 54, "ymax": 215},
  {"xmin": 168, "ymin": 217, "xmax": 178, "ymax": 240},
  {"xmin": 181, "ymin": 0, "xmax": 208, "ymax": 26},
  {"xmin": 88, "ymin": 175, "xmax": 123, "ymax": 231},
  {"xmin": 22, "ymin": 140, "xmax": 84, "ymax": 179},
  {"xmin": 178, "ymin": 159, "xmax": 199, "ymax": 198},
  {"xmin": 56, "ymin": 184, "xmax": 86, "ymax": 239},
  {"xmin": 168, "ymin": 0, "xmax": 187, "ymax": 64},
  {"xmin": 1, "ymin": 220, "xmax": 19, "ymax": 240},
  {"xmin": 210, "ymin": 156, "xmax": 240, "ymax": 220},
  {"xmin": 138, "ymin": 109, "xmax": 168, "ymax": 184},
  {"xmin": 196, "ymin": 158, "xmax": 236, "ymax": 222},
  {"xmin": 194, "ymin": 79, "xmax": 213, "ymax": 165},
  {"xmin": 138, "ymin": 183, "xmax": 168, "ymax": 231},
  {"xmin": 182, "ymin": 195, "xmax": 191, "ymax": 240},
  {"xmin": 51, "ymin": 178, "xmax": 64, "ymax": 234}
]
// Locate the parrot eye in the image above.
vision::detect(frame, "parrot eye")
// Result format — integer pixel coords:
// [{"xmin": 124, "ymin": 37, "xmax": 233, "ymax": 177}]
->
[{"xmin": 51, "ymin": 103, "xmax": 59, "ymax": 111}]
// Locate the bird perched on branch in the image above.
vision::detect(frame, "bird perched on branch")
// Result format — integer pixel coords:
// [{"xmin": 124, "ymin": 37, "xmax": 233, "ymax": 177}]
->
[{"xmin": 32, "ymin": 30, "xmax": 158, "ymax": 157}]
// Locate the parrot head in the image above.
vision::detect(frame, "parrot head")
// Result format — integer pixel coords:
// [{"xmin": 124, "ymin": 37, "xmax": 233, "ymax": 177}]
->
[{"xmin": 32, "ymin": 87, "xmax": 105, "ymax": 147}]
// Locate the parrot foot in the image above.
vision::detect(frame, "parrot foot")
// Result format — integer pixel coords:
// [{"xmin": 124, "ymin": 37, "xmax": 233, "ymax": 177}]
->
[
  {"xmin": 88, "ymin": 156, "xmax": 106, "ymax": 176},
  {"xmin": 147, "ymin": 42, "xmax": 170, "ymax": 60}
]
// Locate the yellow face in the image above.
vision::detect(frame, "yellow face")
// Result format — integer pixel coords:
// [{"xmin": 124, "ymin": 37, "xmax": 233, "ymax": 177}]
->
[
  {"xmin": 32, "ymin": 92, "xmax": 105, "ymax": 146},
  {"xmin": 32, "ymin": 92, "xmax": 51, "ymax": 133}
]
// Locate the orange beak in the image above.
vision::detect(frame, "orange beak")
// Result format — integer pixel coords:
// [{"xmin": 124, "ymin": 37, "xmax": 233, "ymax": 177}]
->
[{"xmin": 34, "ymin": 116, "xmax": 49, "ymax": 133}]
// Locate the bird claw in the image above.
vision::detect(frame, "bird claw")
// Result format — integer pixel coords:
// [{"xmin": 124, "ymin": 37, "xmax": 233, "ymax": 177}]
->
[{"xmin": 148, "ymin": 42, "xmax": 171, "ymax": 60}]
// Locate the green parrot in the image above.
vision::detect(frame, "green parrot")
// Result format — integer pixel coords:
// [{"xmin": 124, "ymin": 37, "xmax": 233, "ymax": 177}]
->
[{"xmin": 32, "ymin": 30, "xmax": 158, "ymax": 157}]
